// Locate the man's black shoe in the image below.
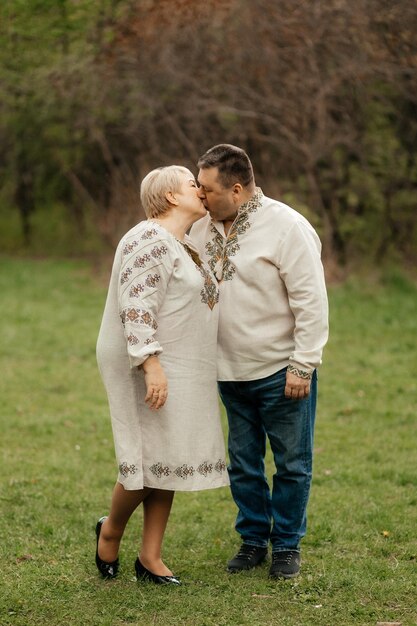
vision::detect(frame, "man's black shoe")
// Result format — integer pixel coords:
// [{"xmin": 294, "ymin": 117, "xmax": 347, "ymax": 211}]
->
[
  {"xmin": 269, "ymin": 550, "xmax": 300, "ymax": 579},
  {"xmin": 227, "ymin": 544, "xmax": 268, "ymax": 573}
]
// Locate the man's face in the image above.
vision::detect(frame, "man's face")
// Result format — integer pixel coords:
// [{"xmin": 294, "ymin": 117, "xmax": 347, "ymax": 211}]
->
[{"xmin": 197, "ymin": 167, "xmax": 238, "ymax": 222}]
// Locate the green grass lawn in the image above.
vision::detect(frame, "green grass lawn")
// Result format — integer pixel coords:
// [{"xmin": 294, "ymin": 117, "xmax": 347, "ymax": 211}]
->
[{"xmin": 0, "ymin": 258, "xmax": 416, "ymax": 626}]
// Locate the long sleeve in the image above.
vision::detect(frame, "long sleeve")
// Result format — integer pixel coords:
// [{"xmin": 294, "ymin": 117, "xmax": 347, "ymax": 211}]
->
[
  {"xmin": 278, "ymin": 221, "xmax": 329, "ymax": 372},
  {"xmin": 117, "ymin": 229, "xmax": 175, "ymax": 368}
]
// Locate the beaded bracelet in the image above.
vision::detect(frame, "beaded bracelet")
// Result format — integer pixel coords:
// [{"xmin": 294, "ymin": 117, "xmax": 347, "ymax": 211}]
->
[{"xmin": 287, "ymin": 364, "xmax": 313, "ymax": 380}]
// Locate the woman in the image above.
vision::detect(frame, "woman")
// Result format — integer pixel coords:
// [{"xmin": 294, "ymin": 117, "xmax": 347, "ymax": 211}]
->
[{"xmin": 95, "ymin": 166, "xmax": 228, "ymax": 586}]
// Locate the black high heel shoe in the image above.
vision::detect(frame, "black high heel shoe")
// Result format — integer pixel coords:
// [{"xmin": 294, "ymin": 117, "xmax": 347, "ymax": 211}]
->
[
  {"xmin": 134, "ymin": 557, "xmax": 181, "ymax": 585},
  {"xmin": 95, "ymin": 516, "xmax": 119, "ymax": 579}
]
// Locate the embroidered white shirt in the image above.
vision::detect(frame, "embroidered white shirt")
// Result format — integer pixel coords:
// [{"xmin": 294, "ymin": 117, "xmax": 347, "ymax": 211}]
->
[{"xmin": 190, "ymin": 190, "xmax": 329, "ymax": 381}]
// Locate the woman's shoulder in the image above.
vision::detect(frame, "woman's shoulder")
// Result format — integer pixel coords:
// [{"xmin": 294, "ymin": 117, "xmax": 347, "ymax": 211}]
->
[
  {"xmin": 113, "ymin": 222, "xmax": 177, "ymax": 274},
  {"xmin": 118, "ymin": 221, "xmax": 174, "ymax": 254},
  {"xmin": 122, "ymin": 220, "xmax": 167, "ymax": 241}
]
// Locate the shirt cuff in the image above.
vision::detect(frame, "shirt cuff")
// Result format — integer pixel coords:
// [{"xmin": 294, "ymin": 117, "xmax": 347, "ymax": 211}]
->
[{"xmin": 287, "ymin": 363, "xmax": 314, "ymax": 380}]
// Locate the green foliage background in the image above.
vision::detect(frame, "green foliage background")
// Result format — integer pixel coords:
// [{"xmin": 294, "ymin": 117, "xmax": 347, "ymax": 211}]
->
[{"xmin": 1, "ymin": 0, "xmax": 416, "ymax": 266}]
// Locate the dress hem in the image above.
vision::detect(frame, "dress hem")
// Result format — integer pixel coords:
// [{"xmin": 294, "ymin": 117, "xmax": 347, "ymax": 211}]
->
[{"xmin": 117, "ymin": 478, "xmax": 230, "ymax": 492}]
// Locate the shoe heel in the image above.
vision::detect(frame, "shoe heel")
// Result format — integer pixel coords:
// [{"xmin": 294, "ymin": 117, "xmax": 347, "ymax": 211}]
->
[
  {"xmin": 134, "ymin": 558, "xmax": 181, "ymax": 585},
  {"xmin": 95, "ymin": 516, "xmax": 119, "ymax": 579}
]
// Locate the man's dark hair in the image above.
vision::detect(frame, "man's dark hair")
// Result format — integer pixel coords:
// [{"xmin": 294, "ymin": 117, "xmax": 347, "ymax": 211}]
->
[{"xmin": 198, "ymin": 144, "xmax": 254, "ymax": 189}]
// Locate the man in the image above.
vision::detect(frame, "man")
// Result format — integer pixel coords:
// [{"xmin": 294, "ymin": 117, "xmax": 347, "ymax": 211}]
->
[{"xmin": 190, "ymin": 144, "xmax": 328, "ymax": 579}]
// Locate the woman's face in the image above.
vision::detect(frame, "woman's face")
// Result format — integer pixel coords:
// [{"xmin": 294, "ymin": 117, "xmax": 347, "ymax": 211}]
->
[{"xmin": 176, "ymin": 172, "xmax": 207, "ymax": 221}]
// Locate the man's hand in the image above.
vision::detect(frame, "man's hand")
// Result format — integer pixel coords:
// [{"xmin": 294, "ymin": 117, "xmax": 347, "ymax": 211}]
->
[
  {"xmin": 142, "ymin": 355, "xmax": 168, "ymax": 410},
  {"xmin": 285, "ymin": 371, "xmax": 311, "ymax": 400}
]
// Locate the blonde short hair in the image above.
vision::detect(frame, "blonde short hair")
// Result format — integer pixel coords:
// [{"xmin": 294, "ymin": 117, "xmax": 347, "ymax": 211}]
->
[{"xmin": 140, "ymin": 165, "xmax": 193, "ymax": 218}]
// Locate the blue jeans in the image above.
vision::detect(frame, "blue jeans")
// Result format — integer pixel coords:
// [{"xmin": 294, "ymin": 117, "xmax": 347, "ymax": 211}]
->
[{"xmin": 218, "ymin": 367, "xmax": 317, "ymax": 552}]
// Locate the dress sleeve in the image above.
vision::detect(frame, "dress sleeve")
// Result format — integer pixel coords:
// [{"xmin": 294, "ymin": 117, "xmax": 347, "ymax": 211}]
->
[{"xmin": 117, "ymin": 228, "xmax": 175, "ymax": 368}]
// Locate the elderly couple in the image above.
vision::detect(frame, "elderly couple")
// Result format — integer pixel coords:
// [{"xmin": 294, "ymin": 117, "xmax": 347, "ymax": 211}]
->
[{"xmin": 95, "ymin": 144, "xmax": 329, "ymax": 585}]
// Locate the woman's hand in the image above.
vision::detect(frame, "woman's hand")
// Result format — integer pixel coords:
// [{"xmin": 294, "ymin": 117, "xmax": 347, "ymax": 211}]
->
[{"xmin": 142, "ymin": 355, "xmax": 168, "ymax": 410}]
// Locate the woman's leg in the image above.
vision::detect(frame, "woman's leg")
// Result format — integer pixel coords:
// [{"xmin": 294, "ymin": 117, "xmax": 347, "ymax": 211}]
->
[
  {"xmin": 98, "ymin": 481, "xmax": 151, "ymax": 562},
  {"xmin": 139, "ymin": 489, "xmax": 175, "ymax": 576}
]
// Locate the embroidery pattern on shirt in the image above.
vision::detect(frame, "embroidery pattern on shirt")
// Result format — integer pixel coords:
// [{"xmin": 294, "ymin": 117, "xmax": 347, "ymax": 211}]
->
[
  {"xmin": 206, "ymin": 188, "xmax": 263, "ymax": 282},
  {"xmin": 206, "ymin": 229, "xmax": 224, "ymax": 278},
  {"xmin": 119, "ymin": 462, "xmax": 137, "ymax": 477},
  {"xmin": 120, "ymin": 307, "xmax": 158, "ymax": 330}
]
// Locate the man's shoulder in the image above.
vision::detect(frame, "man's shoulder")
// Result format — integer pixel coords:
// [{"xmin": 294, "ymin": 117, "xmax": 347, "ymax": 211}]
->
[
  {"xmin": 261, "ymin": 196, "xmax": 315, "ymax": 232},
  {"xmin": 262, "ymin": 195, "xmax": 303, "ymax": 220}
]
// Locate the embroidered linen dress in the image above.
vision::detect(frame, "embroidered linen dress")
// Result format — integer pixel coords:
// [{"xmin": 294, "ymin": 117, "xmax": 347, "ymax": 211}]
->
[{"xmin": 96, "ymin": 221, "xmax": 228, "ymax": 491}]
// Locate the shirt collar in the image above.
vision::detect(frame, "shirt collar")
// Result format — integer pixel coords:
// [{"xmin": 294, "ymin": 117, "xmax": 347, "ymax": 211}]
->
[
  {"xmin": 209, "ymin": 187, "xmax": 263, "ymax": 236},
  {"xmin": 237, "ymin": 187, "xmax": 263, "ymax": 215}
]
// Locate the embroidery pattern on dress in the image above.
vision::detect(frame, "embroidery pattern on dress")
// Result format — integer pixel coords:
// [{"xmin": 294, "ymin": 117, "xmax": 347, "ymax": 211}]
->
[
  {"xmin": 174, "ymin": 464, "xmax": 195, "ymax": 479},
  {"xmin": 215, "ymin": 459, "xmax": 227, "ymax": 473},
  {"xmin": 129, "ymin": 273, "xmax": 161, "ymax": 298},
  {"xmin": 121, "ymin": 232, "xmax": 168, "ymax": 286},
  {"xmin": 129, "ymin": 283, "xmax": 145, "ymax": 297},
  {"xmin": 197, "ymin": 461, "xmax": 213, "ymax": 476},
  {"xmin": 150, "ymin": 462, "xmax": 171, "ymax": 478},
  {"xmin": 123, "ymin": 241, "xmax": 139, "ymax": 256},
  {"xmin": 127, "ymin": 333, "xmax": 139, "ymax": 345},
  {"xmin": 181, "ymin": 242, "xmax": 219, "ymax": 310},
  {"xmin": 198, "ymin": 267, "xmax": 219, "ymax": 310},
  {"xmin": 133, "ymin": 253, "xmax": 151, "ymax": 269},
  {"xmin": 140, "ymin": 228, "xmax": 159, "ymax": 240},
  {"xmin": 148, "ymin": 459, "xmax": 227, "ymax": 480},
  {"xmin": 206, "ymin": 188, "xmax": 263, "ymax": 282},
  {"xmin": 120, "ymin": 307, "xmax": 158, "ymax": 330},
  {"xmin": 145, "ymin": 273, "xmax": 161, "ymax": 288},
  {"xmin": 151, "ymin": 244, "xmax": 168, "ymax": 260},
  {"xmin": 120, "ymin": 267, "xmax": 133, "ymax": 285},
  {"xmin": 119, "ymin": 462, "xmax": 137, "ymax": 477}
]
